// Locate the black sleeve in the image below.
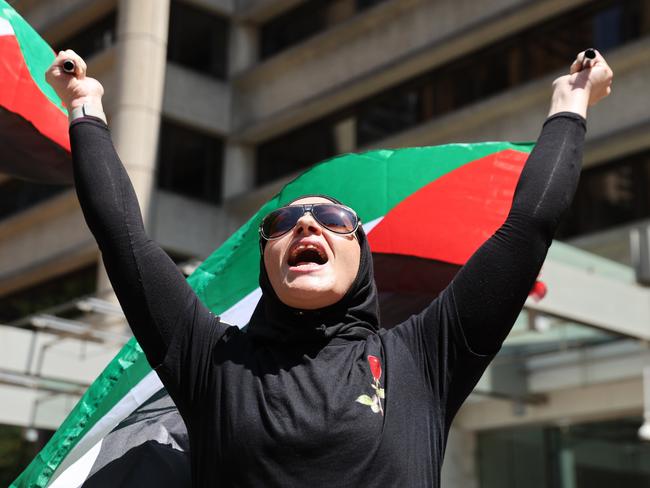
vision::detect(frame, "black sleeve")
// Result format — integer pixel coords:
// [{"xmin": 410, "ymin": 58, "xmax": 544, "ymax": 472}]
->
[
  {"xmin": 390, "ymin": 112, "xmax": 585, "ymax": 424},
  {"xmin": 450, "ymin": 112, "xmax": 585, "ymax": 353},
  {"xmin": 69, "ymin": 117, "xmax": 230, "ymax": 408}
]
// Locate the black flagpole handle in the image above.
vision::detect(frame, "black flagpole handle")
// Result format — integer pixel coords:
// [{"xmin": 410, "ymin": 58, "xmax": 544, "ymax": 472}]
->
[
  {"xmin": 582, "ymin": 48, "xmax": 596, "ymax": 68},
  {"xmin": 62, "ymin": 59, "xmax": 76, "ymax": 74}
]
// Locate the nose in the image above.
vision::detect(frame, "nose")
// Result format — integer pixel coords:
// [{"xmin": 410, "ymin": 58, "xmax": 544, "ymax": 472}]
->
[{"xmin": 294, "ymin": 211, "xmax": 323, "ymax": 235}]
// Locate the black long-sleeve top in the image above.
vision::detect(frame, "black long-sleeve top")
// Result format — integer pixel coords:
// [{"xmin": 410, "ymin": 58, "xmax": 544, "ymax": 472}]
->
[{"xmin": 70, "ymin": 112, "xmax": 585, "ymax": 487}]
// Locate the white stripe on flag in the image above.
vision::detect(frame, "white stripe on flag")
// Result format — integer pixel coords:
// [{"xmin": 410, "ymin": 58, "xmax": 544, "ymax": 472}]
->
[
  {"xmin": 362, "ymin": 217, "xmax": 382, "ymax": 235},
  {"xmin": 48, "ymin": 370, "xmax": 164, "ymax": 486},
  {"xmin": 0, "ymin": 17, "xmax": 14, "ymax": 36},
  {"xmin": 220, "ymin": 287, "xmax": 262, "ymax": 327},
  {"xmin": 48, "ymin": 439, "xmax": 103, "ymax": 488}
]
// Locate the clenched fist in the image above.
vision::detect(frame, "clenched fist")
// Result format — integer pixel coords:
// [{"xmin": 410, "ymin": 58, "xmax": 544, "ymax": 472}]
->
[
  {"xmin": 549, "ymin": 49, "xmax": 614, "ymax": 118},
  {"xmin": 45, "ymin": 49, "xmax": 104, "ymax": 112}
]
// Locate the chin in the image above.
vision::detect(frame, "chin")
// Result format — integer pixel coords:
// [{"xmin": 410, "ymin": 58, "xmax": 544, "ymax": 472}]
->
[{"xmin": 281, "ymin": 276, "xmax": 343, "ymax": 309}]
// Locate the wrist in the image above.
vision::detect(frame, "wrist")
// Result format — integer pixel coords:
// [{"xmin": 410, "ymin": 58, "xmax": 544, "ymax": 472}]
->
[
  {"xmin": 68, "ymin": 95, "xmax": 103, "ymax": 111},
  {"xmin": 548, "ymin": 80, "xmax": 590, "ymax": 119},
  {"xmin": 68, "ymin": 98, "xmax": 107, "ymax": 124}
]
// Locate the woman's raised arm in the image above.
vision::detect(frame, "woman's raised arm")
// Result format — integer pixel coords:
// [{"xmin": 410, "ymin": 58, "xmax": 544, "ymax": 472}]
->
[
  {"xmin": 390, "ymin": 51, "xmax": 613, "ymax": 424},
  {"xmin": 46, "ymin": 50, "xmax": 229, "ymax": 375},
  {"xmin": 448, "ymin": 49, "xmax": 613, "ymax": 354}
]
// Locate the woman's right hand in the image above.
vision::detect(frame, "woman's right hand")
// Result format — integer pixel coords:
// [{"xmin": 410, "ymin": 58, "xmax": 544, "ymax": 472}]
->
[{"xmin": 45, "ymin": 49, "xmax": 104, "ymax": 111}]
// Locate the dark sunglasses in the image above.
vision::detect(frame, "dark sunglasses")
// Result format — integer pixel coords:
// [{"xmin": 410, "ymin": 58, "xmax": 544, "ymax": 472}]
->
[{"xmin": 259, "ymin": 203, "xmax": 360, "ymax": 240}]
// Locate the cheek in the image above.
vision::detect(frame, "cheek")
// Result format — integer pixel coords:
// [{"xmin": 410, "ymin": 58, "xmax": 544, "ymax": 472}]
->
[
  {"xmin": 263, "ymin": 242, "xmax": 285, "ymax": 280},
  {"xmin": 334, "ymin": 240, "xmax": 361, "ymax": 283}
]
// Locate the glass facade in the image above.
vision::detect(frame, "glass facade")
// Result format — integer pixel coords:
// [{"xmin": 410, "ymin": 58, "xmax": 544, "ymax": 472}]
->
[
  {"xmin": 260, "ymin": 0, "xmax": 389, "ymax": 59},
  {"xmin": 256, "ymin": 117, "xmax": 340, "ymax": 185},
  {"xmin": 157, "ymin": 119, "xmax": 224, "ymax": 204},
  {"xmin": 0, "ymin": 180, "xmax": 67, "ymax": 222},
  {"xmin": 478, "ymin": 418, "xmax": 650, "ymax": 488},
  {"xmin": 167, "ymin": 0, "xmax": 229, "ymax": 79}
]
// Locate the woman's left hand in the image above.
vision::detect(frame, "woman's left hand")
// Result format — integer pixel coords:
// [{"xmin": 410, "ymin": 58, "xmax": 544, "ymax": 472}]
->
[{"xmin": 548, "ymin": 49, "xmax": 613, "ymax": 118}]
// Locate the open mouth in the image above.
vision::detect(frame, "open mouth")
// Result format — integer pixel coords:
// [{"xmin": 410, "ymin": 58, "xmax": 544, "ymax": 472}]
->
[{"xmin": 288, "ymin": 243, "xmax": 328, "ymax": 267}]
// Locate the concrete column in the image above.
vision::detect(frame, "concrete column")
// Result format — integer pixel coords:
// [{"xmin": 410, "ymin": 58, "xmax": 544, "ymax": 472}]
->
[
  {"xmin": 223, "ymin": 20, "xmax": 257, "ymax": 201},
  {"xmin": 223, "ymin": 142, "xmax": 255, "ymax": 200},
  {"xmin": 441, "ymin": 427, "xmax": 479, "ymax": 488},
  {"xmin": 560, "ymin": 446, "xmax": 577, "ymax": 488},
  {"xmin": 333, "ymin": 117, "xmax": 357, "ymax": 153},
  {"xmin": 96, "ymin": 0, "xmax": 170, "ymax": 296},
  {"xmin": 228, "ymin": 21, "xmax": 258, "ymax": 76}
]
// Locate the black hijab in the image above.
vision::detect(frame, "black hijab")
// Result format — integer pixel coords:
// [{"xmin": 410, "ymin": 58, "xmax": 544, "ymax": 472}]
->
[{"xmin": 246, "ymin": 196, "xmax": 380, "ymax": 344}]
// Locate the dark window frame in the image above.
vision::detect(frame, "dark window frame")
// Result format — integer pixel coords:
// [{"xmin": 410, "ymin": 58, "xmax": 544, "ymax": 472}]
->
[
  {"xmin": 0, "ymin": 180, "xmax": 68, "ymax": 222},
  {"xmin": 157, "ymin": 119, "xmax": 224, "ymax": 204},
  {"xmin": 167, "ymin": 0, "xmax": 229, "ymax": 80},
  {"xmin": 0, "ymin": 264, "xmax": 97, "ymax": 323},
  {"xmin": 260, "ymin": 0, "xmax": 389, "ymax": 59}
]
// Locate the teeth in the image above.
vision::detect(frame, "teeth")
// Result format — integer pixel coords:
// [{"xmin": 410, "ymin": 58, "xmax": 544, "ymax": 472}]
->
[
  {"xmin": 292, "ymin": 244, "xmax": 321, "ymax": 256},
  {"xmin": 289, "ymin": 242, "xmax": 327, "ymax": 264}
]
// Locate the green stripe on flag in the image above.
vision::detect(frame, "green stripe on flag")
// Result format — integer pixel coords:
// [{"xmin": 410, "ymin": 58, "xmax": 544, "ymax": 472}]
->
[{"xmin": 0, "ymin": 0, "xmax": 66, "ymax": 114}]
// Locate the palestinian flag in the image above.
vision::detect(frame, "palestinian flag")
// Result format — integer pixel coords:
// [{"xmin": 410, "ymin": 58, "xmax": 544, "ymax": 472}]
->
[
  {"xmin": 12, "ymin": 142, "xmax": 535, "ymax": 487},
  {"xmin": 0, "ymin": 0, "xmax": 72, "ymax": 184}
]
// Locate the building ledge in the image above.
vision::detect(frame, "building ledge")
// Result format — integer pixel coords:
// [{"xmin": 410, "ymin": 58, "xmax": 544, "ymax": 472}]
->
[{"xmin": 232, "ymin": 0, "xmax": 590, "ymax": 142}]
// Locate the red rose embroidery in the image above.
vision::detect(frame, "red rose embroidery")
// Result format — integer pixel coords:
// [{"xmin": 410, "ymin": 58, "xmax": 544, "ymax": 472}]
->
[
  {"xmin": 368, "ymin": 355, "xmax": 382, "ymax": 381},
  {"xmin": 356, "ymin": 355, "xmax": 385, "ymax": 416}
]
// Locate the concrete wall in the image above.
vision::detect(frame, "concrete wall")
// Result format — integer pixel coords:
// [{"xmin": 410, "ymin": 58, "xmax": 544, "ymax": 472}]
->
[
  {"xmin": 153, "ymin": 190, "xmax": 231, "ymax": 257},
  {"xmin": 163, "ymin": 63, "xmax": 231, "ymax": 135},
  {"xmin": 0, "ymin": 325, "xmax": 121, "ymax": 429},
  {"xmin": 457, "ymin": 376, "xmax": 643, "ymax": 432},
  {"xmin": 0, "ymin": 193, "xmax": 96, "ymax": 295}
]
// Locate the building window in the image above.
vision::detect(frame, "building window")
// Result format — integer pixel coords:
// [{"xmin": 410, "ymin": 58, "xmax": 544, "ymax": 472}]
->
[
  {"xmin": 256, "ymin": 113, "xmax": 359, "ymax": 185},
  {"xmin": 357, "ymin": 0, "xmax": 647, "ymax": 146},
  {"xmin": 556, "ymin": 148, "xmax": 650, "ymax": 239},
  {"xmin": 167, "ymin": 1, "xmax": 229, "ymax": 79},
  {"xmin": 157, "ymin": 120, "xmax": 223, "ymax": 204},
  {"xmin": 260, "ymin": 0, "xmax": 389, "ymax": 59},
  {"xmin": 478, "ymin": 417, "xmax": 650, "ymax": 487},
  {"xmin": 356, "ymin": 82, "xmax": 424, "ymax": 146},
  {"xmin": 0, "ymin": 264, "xmax": 97, "ymax": 323},
  {"xmin": 53, "ymin": 11, "xmax": 117, "ymax": 60},
  {"xmin": 0, "ymin": 179, "xmax": 67, "ymax": 221},
  {"xmin": 256, "ymin": 0, "xmax": 648, "ymax": 184}
]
